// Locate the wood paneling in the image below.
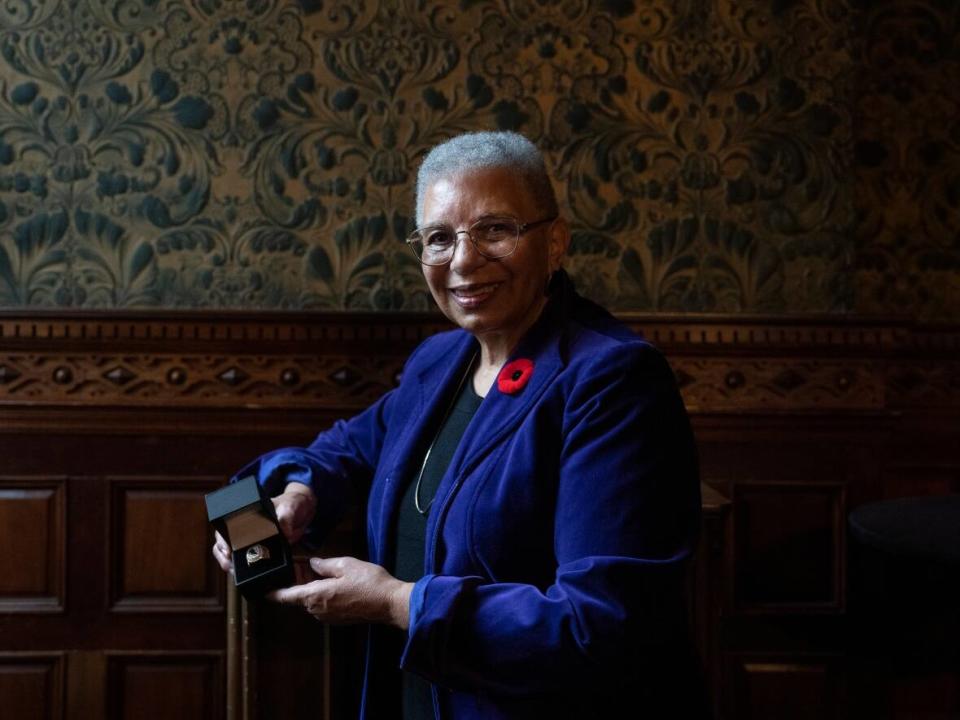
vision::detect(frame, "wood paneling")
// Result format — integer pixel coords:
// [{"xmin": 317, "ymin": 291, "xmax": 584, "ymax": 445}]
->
[
  {"xmin": 0, "ymin": 653, "xmax": 64, "ymax": 720},
  {"xmin": 734, "ymin": 482, "xmax": 845, "ymax": 612},
  {"xmin": 731, "ymin": 655, "xmax": 842, "ymax": 720},
  {"xmin": 1, "ymin": 310, "xmax": 957, "ymax": 719},
  {"xmin": 106, "ymin": 653, "xmax": 222, "ymax": 720},
  {"xmin": 110, "ymin": 479, "xmax": 223, "ymax": 612},
  {"xmin": 880, "ymin": 464, "xmax": 960, "ymax": 500},
  {"xmin": 0, "ymin": 479, "xmax": 65, "ymax": 612},
  {"xmin": 65, "ymin": 652, "xmax": 106, "ymax": 720},
  {"xmin": 889, "ymin": 670, "xmax": 960, "ymax": 720}
]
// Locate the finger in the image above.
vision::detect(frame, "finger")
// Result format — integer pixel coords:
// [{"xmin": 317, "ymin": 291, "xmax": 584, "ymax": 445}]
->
[
  {"xmin": 271, "ymin": 496, "xmax": 290, "ymax": 529},
  {"xmin": 214, "ymin": 530, "xmax": 230, "ymax": 552},
  {"xmin": 272, "ymin": 499, "xmax": 303, "ymax": 544},
  {"xmin": 266, "ymin": 579, "xmax": 323, "ymax": 606},
  {"xmin": 309, "ymin": 556, "xmax": 345, "ymax": 578},
  {"xmin": 211, "ymin": 543, "xmax": 233, "ymax": 573}
]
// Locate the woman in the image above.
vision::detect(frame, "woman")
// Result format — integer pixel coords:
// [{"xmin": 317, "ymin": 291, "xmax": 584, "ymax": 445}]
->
[{"xmin": 213, "ymin": 131, "xmax": 703, "ymax": 718}]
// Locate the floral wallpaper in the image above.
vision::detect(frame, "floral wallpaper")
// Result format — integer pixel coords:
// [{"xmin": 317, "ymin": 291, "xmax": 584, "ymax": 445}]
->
[
  {"xmin": 854, "ymin": 0, "xmax": 960, "ymax": 320},
  {"xmin": 0, "ymin": 0, "xmax": 956, "ymax": 319}
]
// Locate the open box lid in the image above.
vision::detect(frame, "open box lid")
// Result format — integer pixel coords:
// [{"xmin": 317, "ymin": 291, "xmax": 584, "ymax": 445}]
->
[{"xmin": 205, "ymin": 476, "xmax": 280, "ymax": 548}]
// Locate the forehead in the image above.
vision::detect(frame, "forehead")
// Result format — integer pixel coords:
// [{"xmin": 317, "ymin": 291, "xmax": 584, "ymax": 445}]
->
[{"xmin": 421, "ymin": 167, "xmax": 535, "ymax": 224}]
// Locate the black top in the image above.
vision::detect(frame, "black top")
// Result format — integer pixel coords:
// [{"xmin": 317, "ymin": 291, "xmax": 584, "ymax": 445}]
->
[{"xmin": 390, "ymin": 373, "xmax": 483, "ymax": 720}]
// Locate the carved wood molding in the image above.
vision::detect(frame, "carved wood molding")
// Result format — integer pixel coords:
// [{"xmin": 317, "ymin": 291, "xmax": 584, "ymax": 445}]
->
[
  {"xmin": 0, "ymin": 352, "xmax": 403, "ymax": 409},
  {"xmin": 0, "ymin": 312, "xmax": 957, "ymax": 413},
  {"xmin": 672, "ymin": 358, "xmax": 885, "ymax": 413}
]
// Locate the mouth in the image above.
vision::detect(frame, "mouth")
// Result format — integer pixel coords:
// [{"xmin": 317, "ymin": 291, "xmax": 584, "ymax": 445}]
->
[{"xmin": 448, "ymin": 282, "xmax": 501, "ymax": 308}]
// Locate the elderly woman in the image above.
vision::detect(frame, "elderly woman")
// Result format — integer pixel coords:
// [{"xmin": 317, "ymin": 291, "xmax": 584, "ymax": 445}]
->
[{"xmin": 213, "ymin": 131, "xmax": 703, "ymax": 718}]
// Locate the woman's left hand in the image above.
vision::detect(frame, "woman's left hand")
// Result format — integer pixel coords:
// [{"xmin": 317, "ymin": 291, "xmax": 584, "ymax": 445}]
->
[{"xmin": 268, "ymin": 556, "xmax": 414, "ymax": 630}]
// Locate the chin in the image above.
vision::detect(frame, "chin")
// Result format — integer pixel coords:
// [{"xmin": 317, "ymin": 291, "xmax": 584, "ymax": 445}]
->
[{"xmin": 447, "ymin": 310, "xmax": 491, "ymax": 334}]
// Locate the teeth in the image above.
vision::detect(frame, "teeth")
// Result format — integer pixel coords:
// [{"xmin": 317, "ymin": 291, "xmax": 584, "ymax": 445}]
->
[{"xmin": 452, "ymin": 283, "xmax": 497, "ymax": 297}]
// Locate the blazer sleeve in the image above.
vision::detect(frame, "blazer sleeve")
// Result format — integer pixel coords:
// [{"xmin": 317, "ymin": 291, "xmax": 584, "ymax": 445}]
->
[
  {"xmin": 229, "ymin": 377, "xmax": 397, "ymax": 546},
  {"xmin": 400, "ymin": 342, "xmax": 701, "ymax": 696}
]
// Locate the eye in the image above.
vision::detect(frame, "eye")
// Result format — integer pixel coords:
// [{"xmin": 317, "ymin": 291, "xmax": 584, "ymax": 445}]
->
[
  {"xmin": 423, "ymin": 228, "xmax": 454, "ymax": 247},
  {"xmin": 475, "ymin": 218, "xmax": 517, "ymax": 238}
]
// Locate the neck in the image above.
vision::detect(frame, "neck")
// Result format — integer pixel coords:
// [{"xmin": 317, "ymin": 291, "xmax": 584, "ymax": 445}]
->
[{"xmin": 471, "ymin": 295, "xmax": 548, "ymax": 396}]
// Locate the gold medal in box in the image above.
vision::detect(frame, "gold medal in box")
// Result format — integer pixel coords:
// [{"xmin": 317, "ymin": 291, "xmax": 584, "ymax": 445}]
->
[{"xmin": 205, "ymin": 476, "xmax": 294, "ymax": 597}]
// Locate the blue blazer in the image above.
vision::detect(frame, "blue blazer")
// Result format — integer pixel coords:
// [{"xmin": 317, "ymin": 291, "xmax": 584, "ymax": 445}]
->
[{"xmin": 239, "ymin": 273, "xmax": 703, "ymax": 719}]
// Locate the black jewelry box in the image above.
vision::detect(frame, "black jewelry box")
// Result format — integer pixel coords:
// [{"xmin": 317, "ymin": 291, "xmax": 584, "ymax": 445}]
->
[{"xmin": 205, "ymin": 476, "xmax": 295, "ymax": 598}]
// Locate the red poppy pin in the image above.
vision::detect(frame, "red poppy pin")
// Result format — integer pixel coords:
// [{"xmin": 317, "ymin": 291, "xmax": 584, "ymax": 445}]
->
[{"xmin": 497, "ymin": 358, "xmax": 534, "ymax": 395}]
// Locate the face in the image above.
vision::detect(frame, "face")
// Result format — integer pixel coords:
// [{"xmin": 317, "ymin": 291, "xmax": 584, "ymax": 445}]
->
[{"xmin": 419, "ymin": 167, "xmax": 569, "ymax": 348}]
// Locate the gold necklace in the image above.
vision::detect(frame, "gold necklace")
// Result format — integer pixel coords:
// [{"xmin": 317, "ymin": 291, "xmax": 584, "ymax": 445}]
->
[{"xmin": 413, "ymin": 352, "xmax": 477, "ymax": 515}]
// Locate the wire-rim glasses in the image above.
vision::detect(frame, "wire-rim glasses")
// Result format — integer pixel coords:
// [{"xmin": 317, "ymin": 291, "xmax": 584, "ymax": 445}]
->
[{"xmin": 406, "ymin": 215, "xmax": 557, "ymax": 267}]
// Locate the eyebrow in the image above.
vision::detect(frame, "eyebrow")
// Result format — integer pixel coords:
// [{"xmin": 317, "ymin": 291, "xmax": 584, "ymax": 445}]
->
[{"xmin": 421, "ymin": 212, "xmax": 515, "ymax": 227}]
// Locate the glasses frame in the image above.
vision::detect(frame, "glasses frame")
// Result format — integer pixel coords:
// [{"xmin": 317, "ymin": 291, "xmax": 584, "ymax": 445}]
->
[{"xmin": 406, "ymin": 214, "xmax": 557, "ymax": 267}]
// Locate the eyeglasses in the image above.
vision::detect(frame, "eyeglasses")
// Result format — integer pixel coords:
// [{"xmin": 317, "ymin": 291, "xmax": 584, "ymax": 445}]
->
[{"xmin": 406, "ymin": 215, "xmax": 557, "ymax": 267}]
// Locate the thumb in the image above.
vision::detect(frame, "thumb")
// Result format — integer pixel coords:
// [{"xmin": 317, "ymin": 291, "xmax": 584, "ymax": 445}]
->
[{"xmin": 310, "ymin": 556, "xmax": 342, "ymax": 577}]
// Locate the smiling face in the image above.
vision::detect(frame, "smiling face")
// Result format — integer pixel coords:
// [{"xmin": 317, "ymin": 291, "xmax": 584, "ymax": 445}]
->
[{"xmin": 419, "ymin": 167, "xmax": 568, "ymax": 355}]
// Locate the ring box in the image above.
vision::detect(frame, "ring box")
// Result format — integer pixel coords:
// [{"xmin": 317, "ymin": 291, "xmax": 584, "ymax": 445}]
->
[{"xmin": 205, "ymin": 476, "xmax": 295, "ymax": 598}]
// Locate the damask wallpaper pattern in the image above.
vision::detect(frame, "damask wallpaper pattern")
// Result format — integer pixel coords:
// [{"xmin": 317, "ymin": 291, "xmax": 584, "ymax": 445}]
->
[{"xmin": 0, "ymin": 0, "xmax": 956, "ymax": 318}]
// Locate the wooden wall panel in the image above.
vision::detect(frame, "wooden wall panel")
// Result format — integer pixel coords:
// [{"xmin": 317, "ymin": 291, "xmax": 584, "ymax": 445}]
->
[
  {"xmin": 0, "ymin": 479, "xmax": 65, "ymax": 612},
  {"xmin": 1, "ymin": 310, "xmax": 957, "ymax": 719},
  {"xmin": 106, "ymin": 653, "xmax": 222, "ymax": 720},
  {"xmin": 880, "ymin": 464, "xmax": 960, "ymax": 500},
  {"xmin": 110, "ymin": 479, "xmax": 223, "ymax": 613},
  {"xmin": 889, "ymin": 671, "xmax": 960, "ymax": 720},
  {"xmin": 0, "ymin": 653, "xmax": 64, "ymax": 720},
  {"xmin": 730, "ymin": 655, "xmax": 842, "ymax": 720},
  {"xmin": 734, "ymin": 482, "xmax": 845, "ymax": 612}
]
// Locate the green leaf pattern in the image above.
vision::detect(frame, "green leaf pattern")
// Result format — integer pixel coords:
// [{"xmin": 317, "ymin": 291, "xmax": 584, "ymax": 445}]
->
[{"xmin": 0, "ymin": 0, "xmax": 955, "ymax": 317}]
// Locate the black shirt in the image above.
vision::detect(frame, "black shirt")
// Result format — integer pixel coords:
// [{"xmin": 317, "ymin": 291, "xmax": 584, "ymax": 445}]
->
[{"xmin": 390, "ymin": 375, "xmax": 483, "ymax": 719}]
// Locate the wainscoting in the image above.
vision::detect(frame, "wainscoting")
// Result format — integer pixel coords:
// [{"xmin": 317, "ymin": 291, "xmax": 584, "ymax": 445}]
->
[{"xmin": 1, "ymin": 311, "xmax": 957, "ymax": 719}]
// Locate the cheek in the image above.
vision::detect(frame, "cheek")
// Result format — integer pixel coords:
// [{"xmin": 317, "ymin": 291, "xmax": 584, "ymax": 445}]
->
[{"xmin": 422, "ymin": 268, "xmax": 448, "ymax": 305}]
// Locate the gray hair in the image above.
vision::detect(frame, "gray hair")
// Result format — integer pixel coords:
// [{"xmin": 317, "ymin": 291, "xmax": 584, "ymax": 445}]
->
[{"xmin": 415, "ymin": 131, "xmax": 559, "ymax": 225}]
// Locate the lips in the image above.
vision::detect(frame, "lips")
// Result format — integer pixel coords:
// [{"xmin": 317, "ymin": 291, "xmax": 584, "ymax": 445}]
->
[{"xmin": 448, "ymin": 282, "xmax": 501, "ymax": 307}]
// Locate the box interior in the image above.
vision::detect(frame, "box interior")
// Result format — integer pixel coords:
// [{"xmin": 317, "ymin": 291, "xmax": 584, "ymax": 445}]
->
[{"xmin": 224, "ymin": 506, "xmax": 278, "ymax": 548}]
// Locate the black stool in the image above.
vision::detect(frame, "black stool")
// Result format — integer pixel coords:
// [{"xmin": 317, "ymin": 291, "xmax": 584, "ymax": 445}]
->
[{"xmin": 847, "ymin": 495, "xmax": 960, "ymax": 719}]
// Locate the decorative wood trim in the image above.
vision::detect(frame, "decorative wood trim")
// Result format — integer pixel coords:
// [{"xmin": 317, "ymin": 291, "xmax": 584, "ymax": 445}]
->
[{"xmin": 1, "ymin": 312, "xmax": 957, "ymax": 414}]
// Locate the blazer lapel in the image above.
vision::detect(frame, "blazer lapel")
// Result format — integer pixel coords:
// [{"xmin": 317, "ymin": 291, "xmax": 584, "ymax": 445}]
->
[
  {"xmin": 369, "ymin": 333, "xmax": 478, "ymax": 565},
  {"xmin": 423, "ymin": 294, "xmax": 570, "ymax": 559},
  {"xmin": 452, "ymin": 324, "xmax": 564, "ymax": 479}
]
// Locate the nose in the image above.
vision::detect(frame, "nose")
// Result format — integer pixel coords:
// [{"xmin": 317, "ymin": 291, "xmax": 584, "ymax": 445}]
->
[{"xmin": 448, "ymin": 229, "xmax": 486, "ymax": 274}]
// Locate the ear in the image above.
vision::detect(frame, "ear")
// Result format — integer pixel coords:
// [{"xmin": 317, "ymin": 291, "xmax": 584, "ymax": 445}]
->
[{"xmin": 546, "ymin": 216, "xmax": 570, "ymax": 274}]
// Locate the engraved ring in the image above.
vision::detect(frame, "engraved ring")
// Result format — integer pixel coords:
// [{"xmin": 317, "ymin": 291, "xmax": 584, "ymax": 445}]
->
[{"xmin": 246, "ymin": 544, "xmax": 270, "ymax": 565}]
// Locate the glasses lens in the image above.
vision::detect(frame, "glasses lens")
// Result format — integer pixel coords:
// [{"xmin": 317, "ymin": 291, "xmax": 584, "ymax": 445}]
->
[
  {"xmin": 410, "ymin": 226, "xmax": 455, "ymax": 265},
  {"xmin": 471, "ymin": 217, "xmax": 519, "ymax": 258}
]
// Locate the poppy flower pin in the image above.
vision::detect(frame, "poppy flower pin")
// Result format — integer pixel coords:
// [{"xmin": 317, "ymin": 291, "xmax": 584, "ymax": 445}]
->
[{"xmin": 497, "ymin": 358, "xmax": 534, "ymax": 395}]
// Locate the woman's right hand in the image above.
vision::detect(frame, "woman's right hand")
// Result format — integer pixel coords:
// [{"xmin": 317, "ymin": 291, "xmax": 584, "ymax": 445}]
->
[
  {"xmin": 271, "ymin": 481, "xmax": 318, "ymax": 545},
  {"xmin": 211, "ymin": 481, "xmax": 318, "ymax": 574}
]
